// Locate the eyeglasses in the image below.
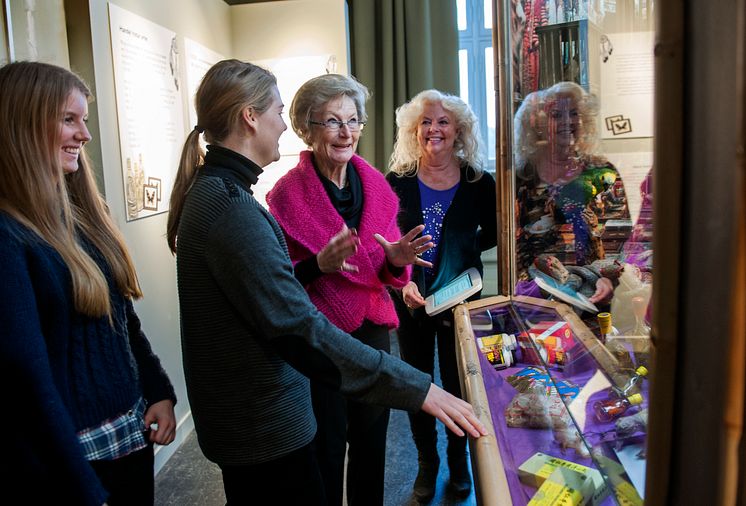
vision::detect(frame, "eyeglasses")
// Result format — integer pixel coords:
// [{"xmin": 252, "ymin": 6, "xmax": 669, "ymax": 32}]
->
[{"xmin": 309, "ymin": 119, "xmax": 366, "ymax": 132}]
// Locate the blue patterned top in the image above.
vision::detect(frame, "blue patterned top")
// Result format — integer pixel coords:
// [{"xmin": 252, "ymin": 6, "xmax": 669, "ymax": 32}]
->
[{"xmin": 418, "ymin": 179, "xmax": 459, "ymax": 280}]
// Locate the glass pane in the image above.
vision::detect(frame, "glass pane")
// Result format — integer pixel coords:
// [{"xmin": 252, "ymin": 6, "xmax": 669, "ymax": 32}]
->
[
  {"xmin": 494, "ymin": 0, "xmax": 658, "ymax": 501},
  {"xmin": 457, "ymin": 0, "xmax": 467, "ymax": 31},
  {"xmin": 460, "ymin": 295, "xmax": 651, "ymax": 504},
  {"xmin": 483, "ymin": 0, "xmax": 493, "ymax": 29},
  {"xmin": 484, "ymin": 47, "xmax": 495, "ymax": 160},
  {"xmin": 509, "ymin": 2, "xmax": 655, "ymax": 335},
  {"xmin": 459, "ymin": 49, "xmax": 469, "ymax": 105}
]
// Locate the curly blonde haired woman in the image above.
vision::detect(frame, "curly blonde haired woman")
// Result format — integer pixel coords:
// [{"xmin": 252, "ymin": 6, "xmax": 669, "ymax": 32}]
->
[
  {"xmin": 387, "ymin": 89, "xmax": 497, "ymax": 502},
  {"xmin": 513, "ymin": 81, "xmax": 630, "ymax": 304}
]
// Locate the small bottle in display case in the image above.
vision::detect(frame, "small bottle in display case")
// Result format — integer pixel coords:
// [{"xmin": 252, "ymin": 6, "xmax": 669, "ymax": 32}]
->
[
  {"xmin": 621, "ymin": 365, "xmax": 648, "ymax": 396},
  {"xmin": 611, "ymin": 364, "xmax": 648, "ymax": 397},
  {"xmin": 597, "ymin": 312, "xmax": 619, "ymax": 343},
  {"xmin": 593, "ymin": 393, "xmax": 644, "ymax": 423}
]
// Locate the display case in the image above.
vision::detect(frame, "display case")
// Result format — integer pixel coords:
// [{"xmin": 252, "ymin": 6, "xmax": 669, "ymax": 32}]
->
[
  {"xmin": 535, "ymin": 20, "xmax": 601, "ymax": 96},
  {"xmin": 454, "ymin": 295, "xmax": 650, "ymax": 505}
]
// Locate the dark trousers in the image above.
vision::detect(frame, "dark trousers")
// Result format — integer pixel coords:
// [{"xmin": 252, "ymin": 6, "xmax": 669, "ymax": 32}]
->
[
  {"xmin": 219, "ymin": 443, "xmax": 326, "ymax": 505},
  {"xmin": 311, "ymin": 320, "xmax": 391, "ymax": 506},
  {"xmin": 89, "ymin": 442, "xmax": 154, "ymax": 505},
  {"xmin": 394, "ymin": 298, "xmax": 467, "ymax": 462}
]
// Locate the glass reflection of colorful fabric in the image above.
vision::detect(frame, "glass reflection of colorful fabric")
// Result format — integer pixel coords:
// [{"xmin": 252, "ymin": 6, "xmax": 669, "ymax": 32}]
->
[
  {"xmin": 516, "ymin": 159, "xmax": 629, "ymax": 280},
  {"xmin": 509, "ymin": 366, "xmax": 580, "ymax": 400},
  {"xmin": 554, "ymin": 165, "xmax": 620, "ymax": 265},
  {"xmin": 622, "ymin": 169, "xmax": 653, "ymax": 274}
]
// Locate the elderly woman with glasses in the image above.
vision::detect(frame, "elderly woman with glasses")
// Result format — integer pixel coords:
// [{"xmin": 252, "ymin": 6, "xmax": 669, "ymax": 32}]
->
[{"xmin": 266, "ymin": 74, "xmax": 433, "ymax": 506}]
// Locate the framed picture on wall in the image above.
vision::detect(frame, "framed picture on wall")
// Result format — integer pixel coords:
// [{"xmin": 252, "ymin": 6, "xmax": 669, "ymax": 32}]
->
[
  {"xmin": 143, "ymin": 184, "xmax": 159, "ymax": 211},
  {"xmin": 148, "ymin": 177, "xmax": 162, "ymax": 201}
]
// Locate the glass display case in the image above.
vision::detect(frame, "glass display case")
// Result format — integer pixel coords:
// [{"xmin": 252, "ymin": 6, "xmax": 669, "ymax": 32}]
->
[
  {"xmin": 482, "ymin": 0, "xmax": 657, "ymax": 496},
  {"xmin": 453, "ymin": 295, "xmax": 650, "ymax": 505}
]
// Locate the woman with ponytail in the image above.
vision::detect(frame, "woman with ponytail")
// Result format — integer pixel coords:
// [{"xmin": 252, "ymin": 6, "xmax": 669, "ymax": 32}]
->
[
  {"xmin": 168, "ymin": 59, "xmax": 486, "ymax": 505},
  {"xmin": 0, "ymin": 61, "xmax": 176, "ymax": 505}
]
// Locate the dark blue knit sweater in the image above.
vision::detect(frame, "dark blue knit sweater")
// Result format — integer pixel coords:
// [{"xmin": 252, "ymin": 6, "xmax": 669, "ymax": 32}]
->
[{"xmin": 0, "ymin": 211, "xmax": 175, "ymax": 505}]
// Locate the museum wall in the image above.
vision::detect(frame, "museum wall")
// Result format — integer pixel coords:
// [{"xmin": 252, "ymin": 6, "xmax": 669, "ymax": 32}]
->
[{"xmin": 6, "ymin": 0, "xmax": 69, "ymax": 65}]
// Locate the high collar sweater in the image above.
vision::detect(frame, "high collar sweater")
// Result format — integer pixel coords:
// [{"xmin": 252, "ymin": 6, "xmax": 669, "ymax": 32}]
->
[
  {"xmin": 175, "ymin": 147, "xmax": 429, "ymax": 466},
  {"xmin": 267, "ymin": 151, "xmax": 410, "ymax": 332}
]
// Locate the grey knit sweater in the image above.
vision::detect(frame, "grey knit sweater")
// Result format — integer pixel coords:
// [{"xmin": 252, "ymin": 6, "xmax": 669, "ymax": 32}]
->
[{"xmin": 175, "ymin": 146, "xmax": 430, "ymax": 466}]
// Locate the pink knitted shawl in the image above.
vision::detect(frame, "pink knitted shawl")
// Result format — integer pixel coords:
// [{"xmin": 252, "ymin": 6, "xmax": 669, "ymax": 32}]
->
[{"xmin": 267, "ymin": 151, "xmax": 410, "ymax": 332}]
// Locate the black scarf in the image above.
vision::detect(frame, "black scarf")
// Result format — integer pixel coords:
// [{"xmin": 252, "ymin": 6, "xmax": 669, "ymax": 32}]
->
[{"xmin": 316, "ymin": 161, "xmax": 363, "ymax": 230}]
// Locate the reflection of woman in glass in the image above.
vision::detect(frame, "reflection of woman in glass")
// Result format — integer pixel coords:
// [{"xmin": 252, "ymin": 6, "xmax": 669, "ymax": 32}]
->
[{"xmin": 513, "ymin": 81, "xmax": 629, "ymax": 303}]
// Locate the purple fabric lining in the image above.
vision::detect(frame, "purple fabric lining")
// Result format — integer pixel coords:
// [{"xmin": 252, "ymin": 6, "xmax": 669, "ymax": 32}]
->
[
  {"xmin": 473, "ymin": 305, "xmax": 646, "ymax": 504},
  {"xmin": 515, "ymin": 279, "xmax": 543, "ymax": 298}
]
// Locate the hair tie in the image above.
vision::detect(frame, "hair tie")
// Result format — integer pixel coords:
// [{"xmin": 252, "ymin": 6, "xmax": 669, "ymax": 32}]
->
[{"xmin": 194, "ymin": 124, "xmax": 205, "ymax": 134}]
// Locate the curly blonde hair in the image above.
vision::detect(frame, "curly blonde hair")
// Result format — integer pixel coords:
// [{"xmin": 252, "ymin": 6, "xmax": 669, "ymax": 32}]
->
[
  {"xmin": 513, "ymin": 81, "xmax": 600, "ymax": 179},
  {"xmin": 388, "ymin": 89, "xmax": 483, "ymax": 180}
]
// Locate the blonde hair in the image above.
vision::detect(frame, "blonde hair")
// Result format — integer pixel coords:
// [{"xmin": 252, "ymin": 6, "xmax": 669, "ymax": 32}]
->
[
  {"xmin": 167, "ymin": 59, "xmax": 277, "ymax": 253},
  {"xmin": 513, "ymin": 81, "xmax": 600, "ymax": 178},
  {"xmin": 289, "ymin": 73, "xmax": 370, "ymax": 146},
  {"xmin": 388, "ymin": 89, "xmax": 483, "ymax": 180},
  {"xmin": 0, "ymin": 61, "xmax": 142, "ymax": 317}
]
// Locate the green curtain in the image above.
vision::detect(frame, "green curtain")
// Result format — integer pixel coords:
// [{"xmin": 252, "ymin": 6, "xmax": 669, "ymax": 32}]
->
[{"xmin": 348, "ymin": 0, "xmax": 459, "ymax": 172}]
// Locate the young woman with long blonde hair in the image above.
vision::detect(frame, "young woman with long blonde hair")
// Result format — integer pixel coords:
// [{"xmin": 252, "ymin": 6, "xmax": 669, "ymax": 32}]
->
[{"xmin": 0, "ymin": 61, "xmax": 176, "ymax": 505}]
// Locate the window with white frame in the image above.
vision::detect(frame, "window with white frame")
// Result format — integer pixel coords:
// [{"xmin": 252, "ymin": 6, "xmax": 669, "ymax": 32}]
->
[{"xmin": 457, "ymin": 0, "xmax": 495, "ymax": 170}]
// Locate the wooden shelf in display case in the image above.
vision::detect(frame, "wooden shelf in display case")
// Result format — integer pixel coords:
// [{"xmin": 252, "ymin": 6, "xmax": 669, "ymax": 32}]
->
[{"xmin": 453, "ymin": 295, "xmax": 652, "ymax": 505}]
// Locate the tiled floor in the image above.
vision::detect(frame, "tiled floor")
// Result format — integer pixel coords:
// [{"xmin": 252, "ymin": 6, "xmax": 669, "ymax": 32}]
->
[{"xmin": 155, "ymin": 334, "xmax": 476, "ymax": 506}]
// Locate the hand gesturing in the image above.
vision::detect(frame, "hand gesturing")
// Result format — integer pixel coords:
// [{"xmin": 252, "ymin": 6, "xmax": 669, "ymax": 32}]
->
[
  {"xmin": 374, "ymin": 224, "xmax": 434, "ymax": 268},
  {"xmin": 317, "ymin": 225, "xmax": 360, "ymax": 273}
]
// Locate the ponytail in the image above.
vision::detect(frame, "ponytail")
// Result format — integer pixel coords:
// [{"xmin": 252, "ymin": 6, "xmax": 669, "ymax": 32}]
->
[
  {"xmin": 167, "ymin": 128, "xmax": 203, "ymax": 253},
  {"xmin": 166, "ymin": 59, "xmax": 277, "ymax": 255}
]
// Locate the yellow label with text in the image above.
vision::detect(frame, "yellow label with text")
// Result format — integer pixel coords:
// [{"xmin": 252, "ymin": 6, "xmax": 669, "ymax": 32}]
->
[
  {"xmin": 520, "ymin": 453, "xmax": 592, "ymax": 488},
  {"xmin": 529, "ymin": 480, "xmax": 584, "ymax": 505},
  {"xmin": 614, "ymin": 481, "xmax": 643, "ymax": 506}
]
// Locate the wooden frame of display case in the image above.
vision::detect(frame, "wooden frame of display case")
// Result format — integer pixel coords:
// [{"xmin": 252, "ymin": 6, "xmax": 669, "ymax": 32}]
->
[
  {"xmin": 453, "ymin": 299, "xmax": 511, "ymax": 506},
  {"xmin": 644, "ymin": 0, "xmax": 682, "ymax": 502},
  {"xmin": 491, "ymin": 0, "xmax": 513, "ymax": 296}
]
